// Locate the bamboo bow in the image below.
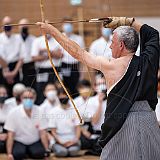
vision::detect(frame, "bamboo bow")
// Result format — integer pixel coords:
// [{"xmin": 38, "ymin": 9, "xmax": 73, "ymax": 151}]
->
[{"xmin": 39, "ymin": 0, "xmax": 83, "ymax": 123}]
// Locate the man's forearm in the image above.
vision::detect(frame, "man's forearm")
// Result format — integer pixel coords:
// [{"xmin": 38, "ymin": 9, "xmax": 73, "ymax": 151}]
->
[
  {"xmin": 13, "ymin": 59, "xmax": 23, "ymax": 74},
  {"xmin": 75, "ymin": 126, "xmax": 81, "ymax": 141},
  {"xmin": 49, "ymin": 26, "xmax": 84, "ymax": 63},
  {"xmin": 7, "ymin": 133, "xmax": 14, "ymax": 154},
  {"xmin": 0, "ymin": 57, "xmax": 8, "ymax": 68},
  {"xmin": 40, "ymin": 130, "xmax": 49, "ymax": 150}
]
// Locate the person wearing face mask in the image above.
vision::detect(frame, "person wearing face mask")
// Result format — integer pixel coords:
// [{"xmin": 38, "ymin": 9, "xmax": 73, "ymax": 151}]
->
[
  {"xmin": 0, "ymin": 85, "xmax": 11, "ymax": 153},
  {"xmin": 72, "ymin": 80, "xmax": 95, "ymax": 150},
  {"xmin": 4, "ymin": 88, "xmax": 50, "ymax": 160},
  {"xmin": 48, "ymin": 88, "xmax": 81, "ymax": 157},
  {"xmin": 77, "ymin": 76, "xmax": 106, "ymax": 156},
  {"xmin": 0, "ymin": 16, "xmax": 23, "ymax": 97},
  {"xmin": 40, "ymin": 83, "xmax": 60, "ymax": 149},
  {"xmin": 73, "ymin": 79, "xmax": 92, "ymax": 121},
  {"xmin": 89, "ymin": 26, "xmax": 112, "ymax": 76},
  {"xmin": 16, "ymin": 18, "xmax": 36, "ymax": 89},
  {"xmin": 41, "ymin": 83, "xmax": 59, "ymax": 113},
  {"xmin": 58, "ymin": 17, "xmax": 85, "ymax": 98},
  {"xmin": 31, "ymin": 20, "xmax": 63, "ymax": 105}
]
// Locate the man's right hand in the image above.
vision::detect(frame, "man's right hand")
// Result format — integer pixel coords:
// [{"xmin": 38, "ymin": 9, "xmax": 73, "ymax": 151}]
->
[
  {"xmin": 103, "ymin": 17, "xmax": 135, "ymax": 29},
  {"xmin": 7, "ymin": 154, "xmax": 14, "ymax": 160}
]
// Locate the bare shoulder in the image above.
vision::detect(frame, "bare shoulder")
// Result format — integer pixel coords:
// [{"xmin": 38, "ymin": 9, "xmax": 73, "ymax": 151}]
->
[{"xmin": 101, "ymin": 56, "xmax": 133, "ymax": 74}]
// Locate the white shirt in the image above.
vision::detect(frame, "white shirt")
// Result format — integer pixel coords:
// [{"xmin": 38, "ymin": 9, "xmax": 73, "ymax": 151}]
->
[
  {"xmin": 60, "ymin": 33, "xmax": 85, "ymax": 64},
  {"xmin": 72, "ymin": 96, "xmax": 95, "ymax": 121},
  {"xmin": 87, "ymin": 95, "xmax": 106, "ymax": 131},
  {"xmin": 0, "ymin": 102, "xmax": 17, "ymax": 124},
  {"xmin": 48, "ymin": 106, "xmax": 79, "ymax": 143},
  {"xmin": 0, "ymin": 32, "xmax": 21, "ymax": 63},
  {"xmin": 155, "ymin": 98, "xmax": 160, "ymax": 122},
  {"xmin": 40, "ymin": 99, "xmax": 60, "ymax": 129},
  {"xmin": 16, "ymin": 34, "xmax": 36, "ymax": 63},
  {"xmin": 89, "ymin": 37, "xmax": 112, "ymax": 59},
  {"xmin": 5, "ymin": 97, "xmax": 18, "ymax": 109},
  {"xmin": 31, "ymin": 36, "xmax": 61, "ymax": 68},
  {"xmin": 4, "ymin": 104, "xmax": 41, "ymax": 145}
]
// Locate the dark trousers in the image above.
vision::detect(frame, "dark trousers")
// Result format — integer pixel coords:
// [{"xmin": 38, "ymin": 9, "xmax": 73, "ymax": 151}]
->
[
  {"xmin": 5, "ymin": 61, "xmax": 20, "ymax": 97},
  {"xmin": 61, "ymin": 62, "xmax": 80, "ymax": 98},
  {"xmin": 35, "ymin": 67, "xmax": 60, "ymax": 105},
  {"xmin": 0, "ymin": 141, "xmax": 6, "ymax": 153},
  {"xmin": 12, "ymin": 141, "xmax": 45, "ymax": 160},
  {"xmin": 22, "ymin": 62, "xmax": 36, "ymax": 89}
]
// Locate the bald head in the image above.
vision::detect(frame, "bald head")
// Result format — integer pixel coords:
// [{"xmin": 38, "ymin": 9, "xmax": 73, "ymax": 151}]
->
[
  {"xmin": 2, "ymin": 16, "xmax": 12, "ymax": 25},
  {"xmin": 19, "ymin": 18, "xmax": 29, "ymax": 25},
  {"xmin": 19, "ymin": 18, "xmax": 30, "ymax": 39},
  {"xmin": 18, "ymin": 18, "xmax": 29, "ymax": 29},
  {"xmin": 2, "ymin": 16, "xmax": 12, "ymax": 35}
]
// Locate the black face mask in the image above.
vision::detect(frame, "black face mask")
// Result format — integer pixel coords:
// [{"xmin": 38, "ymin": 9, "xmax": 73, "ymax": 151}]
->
[
  {"xmin": 102, "ymin": 89, "xmax": 107, "ymax": 100},
  {"xmin": 4, "ymin": 25, "xmax": 12, "ymax": 32},
  {"xmin": 21, "ymin": 27, "xmax": 29, "ymax": 41},
  {"xmin": 59, "ymin": 97, "xmax": 69, "ymax": 105},
  {"xmin": 0, "ymin": 96, "xmax": 7, "ymax": 104}
]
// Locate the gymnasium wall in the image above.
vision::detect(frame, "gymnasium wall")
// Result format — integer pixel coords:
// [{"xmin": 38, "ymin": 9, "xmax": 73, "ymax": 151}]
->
[{"xmin": 0, "ymin": 0, "xmax": 160, "ymax": 48}]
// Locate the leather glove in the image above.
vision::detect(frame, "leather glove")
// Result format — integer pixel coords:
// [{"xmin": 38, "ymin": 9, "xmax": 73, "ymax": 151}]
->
[{"xmin": 103, "ymin": 17, "xmax": 135, "ymax": 29}]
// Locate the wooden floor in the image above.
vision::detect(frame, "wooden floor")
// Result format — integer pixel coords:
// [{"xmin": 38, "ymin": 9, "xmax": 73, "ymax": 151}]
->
[{"xmin": 0, "ymin": 154, "xmax": 99, "ymax": 160}]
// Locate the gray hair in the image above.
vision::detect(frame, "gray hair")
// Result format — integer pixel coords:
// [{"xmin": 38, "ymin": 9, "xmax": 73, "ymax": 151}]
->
[
  {"xmin": 114, "ymin": 26, "xmax": 139, "ymax": 53},
  {"xmin": 22, "ymin": 87, "xmax": 37, "ymax": 98}
]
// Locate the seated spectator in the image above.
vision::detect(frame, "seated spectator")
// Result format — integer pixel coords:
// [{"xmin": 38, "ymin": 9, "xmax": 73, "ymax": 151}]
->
[
  {"xmin": 4, "ymin": 88, "xmax": 49, "ymax": 160},
  {"xmin": 73, "ymin": 80, "xmax": 95, "ymax": 150},
  {"xmin": 5, "ymin": 83, "xmax": 26, "ymax": 107},
  {"xmin": 49, "ymin": 88, "xmax": 81, "ymax": 157},
  {"xmin": 73, "ymin": 79, "xmax": 93, "ymax": 121},
  {"xmin": 40, "ymin": 83, "xmax": 60, "ymax": 148},
  {"xmin": 0, "ymin": 85, "xmax": 10, "ymax": 153},
  {"xmin": 81, "ymin": 75, "xmax": 107, "ymax": 155}
]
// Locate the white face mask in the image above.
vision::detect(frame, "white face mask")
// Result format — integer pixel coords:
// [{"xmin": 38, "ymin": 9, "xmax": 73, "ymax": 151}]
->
[
  {"xmin": 96, "ymin": 84, "xmax": 107, "ymax": 93},
  {"xmin": 46, "ymin": 90, "xmax": 57, "ymax": 101}
]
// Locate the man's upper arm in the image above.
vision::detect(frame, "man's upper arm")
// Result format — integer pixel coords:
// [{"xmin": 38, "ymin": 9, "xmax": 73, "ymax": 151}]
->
[
  {"xmin": 4, "ymin": 112, "xmax": 16, "ymax": 132},
  {"xmin": 82, "ymin": 50, "xmax": 112, "ymax": 72},
  {"xmin": 140, "ymin": 24, "xmax": 160, "ymax": 69}
]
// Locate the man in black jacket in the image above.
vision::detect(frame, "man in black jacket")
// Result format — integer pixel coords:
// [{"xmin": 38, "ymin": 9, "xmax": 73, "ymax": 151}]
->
[{"xmin": 37, "ymin": 17, "xmax": 160, "ymax": 160}]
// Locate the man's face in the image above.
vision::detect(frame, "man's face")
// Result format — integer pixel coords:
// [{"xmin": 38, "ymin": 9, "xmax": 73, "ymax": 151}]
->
[
  {"xmin": 110, "ymin": 32, "xmax": 121, "ymax": 58},
  {"xmin": 45, "ymin": 85, "xmax": 56, "ymax": 94},
  {"xmin": 22, "ymin": 91, "xmax": 35, "ymax": 101},
  {"xmin": 2, "ymin": 17, "xmax": 12, "ymax": 36},
  {"xmin": 78, "ymin": 87, "xmax": 91, "ymax": 99},
  {"xmin": 0, "ymin": 87, "xmax": 7, "ymax": 97},
  {"xmin": 0, "ymin": 87, "xmax": 7, "ymax": 105}
]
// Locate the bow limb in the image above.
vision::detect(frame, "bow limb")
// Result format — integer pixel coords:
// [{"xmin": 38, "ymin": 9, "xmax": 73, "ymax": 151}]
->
[{"xmin": 39, "ymin": 0, "xmax": 82, "ymax": 124}]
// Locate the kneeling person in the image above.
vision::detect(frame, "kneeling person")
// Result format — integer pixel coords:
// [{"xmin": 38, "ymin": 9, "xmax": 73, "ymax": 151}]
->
[
  {"xmin": 49, "ymin": 88, "xmax": 81, "ymax": 157},
  {"xmin": 4, "ymin": 88, "xmax": 49, "ymax": 160}
]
